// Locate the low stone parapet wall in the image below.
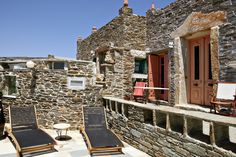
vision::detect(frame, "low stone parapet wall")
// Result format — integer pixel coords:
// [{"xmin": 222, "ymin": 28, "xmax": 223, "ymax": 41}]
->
[{"xmin": 103, "ymin": 97, "xmax": 236, "ymax": 157}]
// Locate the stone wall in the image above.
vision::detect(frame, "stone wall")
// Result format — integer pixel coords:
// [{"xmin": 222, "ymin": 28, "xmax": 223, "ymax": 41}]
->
[
  {"xmin": 76, "ymin": 6, "xmax": 146, "ymax": 100},
  {"xmin": 218, "ymin": 4, "xmax": 236, "ymax": 81},
  {"xmin": 122, "ymin": 15, "xmax": 146, "ymax": 51},
  {"xmin": 146, "ymin": 0, "xmax": 233, "ymax": 52},
  {"xmin": 0, "ymin": 59, "xmax": 102, "ymax": 129},
  {"xmin": 77, "ymin": 5, "xmax": 146, "ymax": 61},
  {"xmin": 99, "ymin": 47, "xmax": 125, "ymax": 98},
  {"xmin": 122, "ymin": 49, "xmax": 135, "ymax": 100},
  {"xmin": 146, "ymin": 0, "xmax": 236, "ymax": 105},
  {"xmin": 104, "ymin": 97, "xmax": 236, "ymax": 157},
  {"xmin": 95, "ymin": 47, "xmax": 135, "ymax": 100},
  {"xmin": 77, "ymin": 17, "xmax": 124, "ymax": 61}
]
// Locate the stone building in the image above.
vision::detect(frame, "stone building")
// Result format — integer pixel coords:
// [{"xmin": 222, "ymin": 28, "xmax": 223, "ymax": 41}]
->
[
  {"xmin": 77, "ymin": 2, "xmax": 148, "ymax": 100},
  {"xmin": 0, "ymin": 56, "xmax": 102, "ymax": 129},
  {"xmin": 147, "ymin": 0, "xmax": 236, "ymax": 107},
  {"xmin": 0, "ymin": 0, "xmax": 235, "ymax": 157},
  {"xmin": 77, "ymin": 1, "xmax": 236, "ymax": 156},
  {"xmin": 77, "ymin": 0, "xmax": 236, "ymax": 106}
]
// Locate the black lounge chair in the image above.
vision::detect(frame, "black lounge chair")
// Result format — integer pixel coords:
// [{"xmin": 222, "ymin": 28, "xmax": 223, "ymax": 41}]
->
[
  {"xmin": 80, "ymin": 106, "xmax": 124, "ymax": 155},
  {"xmin": 8, "ymin": 106, "xmax": 56, "ymax": 157}
]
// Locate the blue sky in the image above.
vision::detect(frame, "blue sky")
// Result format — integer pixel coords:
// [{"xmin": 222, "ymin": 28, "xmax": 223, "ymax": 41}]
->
[{"xmin": 0, "ymin": 0, "xmax": 176, "ymax": 58}]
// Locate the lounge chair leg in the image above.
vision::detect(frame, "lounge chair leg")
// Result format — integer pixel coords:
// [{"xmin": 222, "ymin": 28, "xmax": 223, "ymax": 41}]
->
[
  {"xmin": 118, "ymin": 148, "xmax": 122, "ymax": 153},
  {"xmin": 16, "ymin": 150, "xmax": 22, "ymax": 157}
]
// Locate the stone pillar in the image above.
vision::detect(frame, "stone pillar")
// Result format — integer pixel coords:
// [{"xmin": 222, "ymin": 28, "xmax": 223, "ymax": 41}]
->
[
  {"xmin": 183, "ymin": 116, "xmax": 188, "ymax": 138},
  {"xmin": 153, "ymin": 110, "xmax": 157, "ymax": 126},
  {"xmin": 168, "ymin": 41, "xmax": 178, "ymax": 106},
  {"xmin": 210, "ymin": 122, "xmax": 216, "ymax": 146},
  {"xmin": 109, "ymin": 100, "xmax": 112, "ymax": 111},
  {"xmin": 175, "ymin": 37, "xmax": 188, "ymax": 105},
  {"xmin": 76, "ymin": 37, "xmax": 83, "ymax": 60},
  {"xmin": 115, "ymin": 101, "xmax": 118, "ymax": 113},
  {"xmin": 166, "ymin": 113, "xmax": 171, "ymax": 132},
  {"xmin": 105, "ymin": 99, "xmax": 109, "ymax": 110},
  {"xmin": 210, "ymin": 26, "xmax": 220, "ymax": 94},
  {"xmin": 121, "ymin": 103, "xmax": 124, "ymax": 115}
]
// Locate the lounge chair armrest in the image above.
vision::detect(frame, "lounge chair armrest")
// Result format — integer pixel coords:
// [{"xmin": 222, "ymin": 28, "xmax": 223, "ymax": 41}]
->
[
  {"xmin": 4, "ymin": 123, "xmax": 12, "ymax": 134},
  {"xmin": 79, "ymin": 125, "xmax": 85, "ymax": 132}
]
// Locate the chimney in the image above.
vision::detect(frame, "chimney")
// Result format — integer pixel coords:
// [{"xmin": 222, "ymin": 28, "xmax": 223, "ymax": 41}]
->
[
  {"xmin": 77, "ymin": 36, "xmax": 83, "ymax": 60},
  {"xmin": 77, "ymin": 36, "xmax": 83, "ymax": 43},
  {"xmin": 92, "ymin": 26, "xmax": 97, "ymax": 33},
  {"xmin": 124, "ymin": 0, "xmax": 128, "ymax": 7},
  {"xmin": 151, "ymin": 2, "xmax": 155, "ymax": 10},
  {"xmin": 77, "ymin": 36, "xmax": 83, "ymax": 47},
  {"xmin": 150, "ymin": 1, "xmax": 157, "ymax": 14},
  {"xmin": 48, "ymin": 54, "xmax": 55, "ymax": 59},
  {"xmin": 119, "ymin": 0, "xmax": 133, "ymax": 16}
]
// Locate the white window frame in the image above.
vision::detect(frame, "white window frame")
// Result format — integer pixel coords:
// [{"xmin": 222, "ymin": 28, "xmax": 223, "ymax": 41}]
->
[{"xmin": 67, "ymin": 77, "xmax": 86, "ymax": 90}]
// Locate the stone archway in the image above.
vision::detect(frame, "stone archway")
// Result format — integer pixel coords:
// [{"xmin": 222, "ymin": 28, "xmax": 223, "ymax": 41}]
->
[{"xmin": 170, "ymin": 11, "xmax": 227, "ymax": 105}]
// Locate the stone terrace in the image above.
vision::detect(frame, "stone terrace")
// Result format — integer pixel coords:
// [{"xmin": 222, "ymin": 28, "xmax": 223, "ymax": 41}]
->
[
  {"xmin": 0, "ymin": 129, "xmax": 150, "ymax": 157},
  {"xmin": 104, "ymin": 97, "xmax": 236, "ymax": 157}
]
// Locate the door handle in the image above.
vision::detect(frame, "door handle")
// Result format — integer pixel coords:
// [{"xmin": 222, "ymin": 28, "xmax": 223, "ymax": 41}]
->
[{"xmin": 193, "ymin": 83, "xmax": 198, "ymax": 86}]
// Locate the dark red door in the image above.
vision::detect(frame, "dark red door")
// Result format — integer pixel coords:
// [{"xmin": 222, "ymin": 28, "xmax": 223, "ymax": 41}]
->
[
  {"xmin": 148, "ymin": 53, "xmax": 169, "ymax": 101},
  {"xmin": 148, "ymin": 54, "xmax": 158, "ymax": 101}
]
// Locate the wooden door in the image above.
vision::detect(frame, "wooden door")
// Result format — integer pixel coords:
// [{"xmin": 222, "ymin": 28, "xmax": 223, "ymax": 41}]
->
[
  {"xmin": 158, "ymin": 55, "xmax": 169, "ymax": 100},
  {"xmin": 148, "ymin": 55, "xmax": 158, "ymax": 101},
  {"xmin": 148, "ymin": 53, "xmax": 169, "ymax": 101},
  {"xmin": 204, "ymin": 36, "xmax": 214, "ymax": 105},
  {"xmin": 189, "ymin": 36, "xmax": 213, "ymax": 105}
]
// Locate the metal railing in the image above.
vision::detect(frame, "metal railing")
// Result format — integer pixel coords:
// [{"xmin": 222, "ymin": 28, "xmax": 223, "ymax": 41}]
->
[{"xmin": 133, "ymin": 86, "xmax": 169, "ymax": 103}]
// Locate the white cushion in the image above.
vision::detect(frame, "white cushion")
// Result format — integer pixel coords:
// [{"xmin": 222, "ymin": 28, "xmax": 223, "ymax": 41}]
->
[{"xmin": 216, "ymin": 83, "xmax": 236, "ymax": 100}]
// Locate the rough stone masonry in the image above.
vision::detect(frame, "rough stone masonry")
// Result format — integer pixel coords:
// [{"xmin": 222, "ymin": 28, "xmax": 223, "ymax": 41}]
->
[
  {"xmin": 77, "ymin": 0, "xmax": 236, "ymax": 156},
  {"xmin": 0, "ymin": 57, "xmax": 102, "ymax": 129}
]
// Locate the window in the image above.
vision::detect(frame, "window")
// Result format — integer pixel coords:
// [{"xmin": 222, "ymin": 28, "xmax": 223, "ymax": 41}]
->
[
  {"xmin": 194, "ymin": 46, "xmax": 200, "ymax": 80},
  {"xmin": 67, "ymin": 77, "xmax": 86, "ymax": 90},
  {"xmin": 98, "ymin": 53, "xmax": 105, "ymax": 75},
  {"xmin": 208, "ymin": 44, "xmax": 212, "ymax": 80},
  {"xmin": 3, "ymin": 75, "xmax": 17, "ymax": 96},
  {"xmin": 49, "ymin": 62, "xmax": 66, "ymax": 70},
  {"xmin": 134, "ymin": 59, "xmax": 147, "ymax": 74},
  {"xmin": 12, "ymin": 63, "xmax": 27, "ymax": 70},
  {"xmin": 0, "ymin": 63, "xmax": 26, "ymax": 70},
  {"xmin": 0, "ymin": 63, "xmax": 10, "ymax": 70}
]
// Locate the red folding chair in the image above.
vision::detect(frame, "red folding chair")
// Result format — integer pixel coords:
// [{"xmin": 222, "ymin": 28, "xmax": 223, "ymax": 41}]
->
[{"xmin": 133, "ymin": 82, "xmax": 146, "ymax": 103}]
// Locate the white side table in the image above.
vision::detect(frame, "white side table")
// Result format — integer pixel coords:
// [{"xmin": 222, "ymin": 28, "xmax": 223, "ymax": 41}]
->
[{"xmin": 53, "ymin": 123, "xmax": 71, "ymax": 141}]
